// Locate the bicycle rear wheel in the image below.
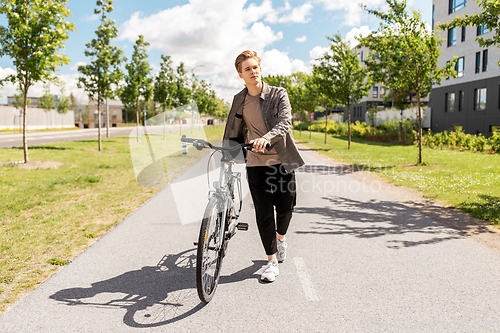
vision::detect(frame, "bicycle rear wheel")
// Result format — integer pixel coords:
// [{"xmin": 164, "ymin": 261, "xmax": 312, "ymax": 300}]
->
[{"xmin": 196, "ymin": 197, "xmax": 225, "ymax": 303}]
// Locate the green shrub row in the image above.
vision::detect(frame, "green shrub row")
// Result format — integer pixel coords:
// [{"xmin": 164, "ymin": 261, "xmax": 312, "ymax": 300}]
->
[
  {"xmin": 422, "ymin": 130, "xmax": 500, "ymax": 153},
  {"xmin": 294, "ymin": 119, "xmax": 500, "ymax": 154},
  {"xmin": 294, "ymin": 119, "xmax": 416, "ymax": 144}
]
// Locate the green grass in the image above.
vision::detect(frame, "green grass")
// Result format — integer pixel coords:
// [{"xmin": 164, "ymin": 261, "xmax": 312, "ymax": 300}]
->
[
  {"xmin": 296, "ymin": 131, "xmax": 500, "ymax": 227},
  {"xmin": 0, "ymin": 125, "xmax": 224, "ymax": 313}
]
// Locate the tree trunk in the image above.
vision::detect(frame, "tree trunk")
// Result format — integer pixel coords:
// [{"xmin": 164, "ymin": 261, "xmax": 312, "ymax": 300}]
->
[
  {"xmin": 136, "ymin": 99, "xmax": 140, "ymax": 143},
  {"xmin": 97, "ymin": 100, "xmax": 102, "ymax": 152},
  {"xmin": 398, "ymin": 110, "xmax": 403, "ymax": 142},
  {"xmin": 23, "ymin": 89, "xmax": 28, "ymax": 163},
  {"xmin": 347, "ymin": 104, "xmax": 351, "ymax": 150},
  {"xmin": 417, "ymin": 95, "xmax": 423, "ymax": 164},
  {"xmin": 324, "ymin": 111, "xmax": 328, "ymax": 144}
]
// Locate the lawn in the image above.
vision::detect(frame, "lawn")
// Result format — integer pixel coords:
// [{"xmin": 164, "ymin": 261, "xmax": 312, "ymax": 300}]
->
[
  {"xmin": 295, "ymin": 131, "xmax": 500, "ymax": 227},
  {"xmin": 0, "ymin": 125, "xmax": 224, "ymax": 313}
]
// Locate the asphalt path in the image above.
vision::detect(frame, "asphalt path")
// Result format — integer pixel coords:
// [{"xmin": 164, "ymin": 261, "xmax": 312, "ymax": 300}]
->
[
  {"xmin": 1, "ymin": 148, "xmax": 500, "ymax": 332},
  {"xmin": 0, "ymin": 124, "xmax": 198, "ymax": 148}
]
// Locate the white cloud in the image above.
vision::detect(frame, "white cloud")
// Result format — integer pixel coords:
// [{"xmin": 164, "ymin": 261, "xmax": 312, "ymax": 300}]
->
[
  {"xmin": 70, "ymin": 61, "xmax": 87, "ymax": 71},
  {"xmin": 296, "ymin": 35, "xmax": 307, "ymax": 43},
  {"xmin": 344, "ymin": 25, "xmax": 372, "ymax": 47},
  {"xmin": 265, "ymin": 2, "xmax": 313, "ymax": 24},
  {"xmin": 118, "ymin": 0, "xmax": 313, "ymax": 102},
  {"xmin": 314, "ymin": 0, "xmax": 385, "ymax": 27}
]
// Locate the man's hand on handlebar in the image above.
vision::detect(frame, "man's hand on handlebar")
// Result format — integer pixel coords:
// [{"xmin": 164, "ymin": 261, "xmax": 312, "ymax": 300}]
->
[{"xmin": 249, "ymin": 138, "xmax": 270, "ymax": 153}]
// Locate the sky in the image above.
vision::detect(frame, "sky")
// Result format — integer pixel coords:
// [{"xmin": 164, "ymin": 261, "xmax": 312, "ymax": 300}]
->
[{"xmin": 0, "ymin": 0, "xmax": 432, "ymax": 104}]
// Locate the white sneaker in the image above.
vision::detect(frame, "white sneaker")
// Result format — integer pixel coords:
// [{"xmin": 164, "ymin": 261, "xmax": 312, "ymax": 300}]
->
[
  {"xmin": 276, "ymin": 237, "xmax": 287, "ymax": 262},
  {"xmin": 261, "ymin": 260, "xmax": 279, "ymax": 282}
]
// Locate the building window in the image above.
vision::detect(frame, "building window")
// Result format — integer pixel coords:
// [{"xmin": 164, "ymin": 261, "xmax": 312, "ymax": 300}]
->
[
  {"xmin": 455, "ymin": 57, "xmax": 464, "ymax": 77},
  {"xmin": 491, "ymin": 126, "xmax": 500, "ymax": 133},
  {"xmin": 475, "ymin": 52, "xmax": 481, "ymax": 73},
  {"xmin": 447, "ymin": 28, "xmax": 457, "ymax": 46},
  {"xmin": 446, "ymin": 92, "xmax": 455, "ymax": 112},
  {"xmin": 373, "ymin": 86, "xmax": 379, "ymax": 98},
  {"xmin": 477, "ymin": 24, "xmax": 489, "ymax": 36},
  {"xmin": 482, "ymin": 49, "xmax": 488, "ymax": 72},
  {"xmin": 449, "ymin": 0, "xmax": 466, "ymax": 14},
  {"xmin": 461, "ymin": 27, "xmax": 466, "ymax": 41},
  {"xmin": 458, "ymin": 91, "xmax": 465, "ymax": 111},
  {"xmin": 474, "ymin": 88, "xmax": 487, "ymax": 110}
]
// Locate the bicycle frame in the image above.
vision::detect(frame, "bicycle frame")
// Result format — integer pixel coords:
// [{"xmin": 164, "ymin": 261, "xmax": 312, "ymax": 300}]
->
[{"xmin": 211, "ymin": 158, "xmax": 242, "ymax": 251}]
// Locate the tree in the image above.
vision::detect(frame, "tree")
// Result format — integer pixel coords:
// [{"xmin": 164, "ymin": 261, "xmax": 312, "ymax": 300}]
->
[
  {"xmin": 438, "ymin": 0, "xmax": 500, "ymax": 63},
  {"xmin": 360, "ymin": 0, "xmax": 456, "ymax": 163},
  {"xmin": 56, "ymin": 84, "xmax": 71, "ymax": 128},
  {"xmin": 38, "ymin": 83, "xmax": 53, "ymax": 130},
  {"xmin": 0, "ymin": 0, "xmax": 74, "ymax": 162},
  {"xmin": 12, "ymin": 92, "xmax": 31, "ymax": 132},
  {"xmin": 289, "ymin": 72, "xmax": 320, "ymax": 138},
  {"xmin": 153, "ymin": 54, "xmax": 177, "ymax": 139},
  {"xmin": 313, "ymin": 33, "xmax": 371, "ymax": 148},
  {"xmin": 78, "ymin": 0, "xmax": 124, "ymax": 151},
  {"xmin": 120, "ymin": 35, "xmax": 152, "ymax": 142},
  {"xmin": 172, "ymin": 62, "xmax": 192, "ymax": 134}
]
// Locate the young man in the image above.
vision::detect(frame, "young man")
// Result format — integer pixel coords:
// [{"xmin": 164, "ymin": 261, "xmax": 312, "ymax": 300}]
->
[{"xmin": 223, "ymin": 50, "xmax": 304, "ymax": 282}]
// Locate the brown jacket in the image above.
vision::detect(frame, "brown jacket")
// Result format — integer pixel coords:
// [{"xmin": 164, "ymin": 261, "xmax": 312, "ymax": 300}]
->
[{"xmin": 223, "ymin": 82, "xmax": 305, "ymax": 173}]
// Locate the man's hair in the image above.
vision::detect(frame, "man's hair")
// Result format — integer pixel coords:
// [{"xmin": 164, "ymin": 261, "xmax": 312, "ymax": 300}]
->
[{"xmin": 235, "ymin": 50, "xmax": 261, "ymax": 73}]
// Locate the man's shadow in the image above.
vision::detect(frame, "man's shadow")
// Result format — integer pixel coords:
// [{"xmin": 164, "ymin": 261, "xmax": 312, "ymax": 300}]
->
[{"xmin": 50, "ymin": 249, "xmax": 265, "ymax": 328}]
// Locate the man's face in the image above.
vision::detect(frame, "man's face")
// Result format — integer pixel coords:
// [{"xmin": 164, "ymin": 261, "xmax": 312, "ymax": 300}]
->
[{"xmin": 238, "ymin": 58, "xmax": 262, "ymax": 86}]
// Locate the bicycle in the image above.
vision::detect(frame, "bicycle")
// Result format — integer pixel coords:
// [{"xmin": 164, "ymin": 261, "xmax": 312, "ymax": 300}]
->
[{"xmin": 181, "ymin": 135, "xmax": 260, "ymax": 303}]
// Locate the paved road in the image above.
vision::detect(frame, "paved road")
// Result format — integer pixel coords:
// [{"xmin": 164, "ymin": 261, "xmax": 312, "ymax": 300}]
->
[
  {"xmin": 0, "ymin": 125, "xmax": 196, "ymax": 148},
  {"xmin": 1, "ymin": 149, "xmax": 500, "ymax": 332}
]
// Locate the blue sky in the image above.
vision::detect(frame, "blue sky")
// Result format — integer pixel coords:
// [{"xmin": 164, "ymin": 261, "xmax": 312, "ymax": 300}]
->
[{"xmin": 0, "ymin": 0, "xmax": 432, "ymax": 103}]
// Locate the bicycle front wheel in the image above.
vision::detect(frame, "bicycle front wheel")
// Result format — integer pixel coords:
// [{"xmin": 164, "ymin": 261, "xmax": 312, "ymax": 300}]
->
[{"xmin": 196, "ymin": 196, "xmax": 224, "ymax": 303}]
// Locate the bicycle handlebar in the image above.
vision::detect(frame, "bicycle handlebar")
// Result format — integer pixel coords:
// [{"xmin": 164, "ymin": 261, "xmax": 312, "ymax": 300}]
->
[{"xmin": 181, "ymin": 135, "xmax": 270, "ymax": 151}]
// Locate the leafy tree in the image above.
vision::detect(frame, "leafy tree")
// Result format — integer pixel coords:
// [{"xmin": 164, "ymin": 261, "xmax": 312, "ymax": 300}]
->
[
  {"xmin": 313, "ymin": 33, "xmax": 371, "ymax": 148},
  {"xmin": 172, "ymin": 62, "xmax": 192, "ymax": 134},
  {"xmin": 153, "ymin": 54, "xmax": 177, "ymax": 138},
  {"xmin": 120, "ymin": 35, "xmax": 152, "ymax": 142},
  {"xmin": 78, "ymin": 0, "xmax": 124, "ymax": 151},
  {"xmin": 438, "ymin": 0, "xmax": 500, "ymax": 63},
  {"xmin": 0, "ymin": 0, "xmax": 74, "ymax": 162},
  {"xmin": 56, "ymin": 84, "xmax": 71, "ymax": 128},
  {"xmin": 38, "ymin": 83, "xmax": 54, "ymax": 129},
  {"xmin": 360, "ymin": 0, "xmax": 456, "ymax": 163},
  {"xmin": 290, "ymin": 72, "xmax": 320, "ymax": 138},
  {"xmin": 262, "ymin": 74, "xmax": 291, "ymax": 90}
]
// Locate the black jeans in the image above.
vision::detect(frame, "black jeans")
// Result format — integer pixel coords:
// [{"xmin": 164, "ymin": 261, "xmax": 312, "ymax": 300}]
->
[{"xmin": 246, "ymin": 164, "xmax": 296, "ymax": 256}]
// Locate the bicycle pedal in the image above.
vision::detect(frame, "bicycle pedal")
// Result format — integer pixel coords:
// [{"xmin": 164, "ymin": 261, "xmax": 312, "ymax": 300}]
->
[{"xmin": 236, "ymin": 223, "xmax": 249, "ymax": 231}]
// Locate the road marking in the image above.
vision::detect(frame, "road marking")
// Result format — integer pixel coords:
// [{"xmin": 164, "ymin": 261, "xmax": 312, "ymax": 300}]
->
[{"xmin": 293, "ymin": 257, "xmax": 320, "ymax": 301}]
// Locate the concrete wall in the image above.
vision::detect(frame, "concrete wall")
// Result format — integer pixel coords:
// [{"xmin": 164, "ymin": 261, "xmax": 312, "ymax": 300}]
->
[
  {"xmin": 0, "ymin": 106, "xmax": 75, "ymax": 130},
  {"xmin": 365, "ymin": 107, "xmax": 431, "ymax": 128}
]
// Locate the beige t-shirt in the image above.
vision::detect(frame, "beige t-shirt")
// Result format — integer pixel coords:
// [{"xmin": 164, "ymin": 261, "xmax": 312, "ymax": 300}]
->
[{"xmin": 242, "ymin": 93, "xmax": 281, "ymax": 167}]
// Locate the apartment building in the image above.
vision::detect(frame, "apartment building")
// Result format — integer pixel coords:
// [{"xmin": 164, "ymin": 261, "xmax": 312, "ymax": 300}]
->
[{"xmin": 432, "ymin": 0, "xmax": 500, "ymax": 134}]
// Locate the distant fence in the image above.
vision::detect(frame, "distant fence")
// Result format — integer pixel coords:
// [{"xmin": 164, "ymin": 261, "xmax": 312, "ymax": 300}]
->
[
  {"xmin": 365, "ymin": 107, "xmax": 431, "ymax": 128},
  {"xmin": 0, "ymin": 106, "xmax": 75, "ymax": 130}
]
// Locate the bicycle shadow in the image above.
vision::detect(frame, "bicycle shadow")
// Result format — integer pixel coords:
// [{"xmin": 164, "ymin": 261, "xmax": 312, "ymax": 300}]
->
[{"xmin": 50, "ymin": 249, "xmax": 265, "ymax": 328}]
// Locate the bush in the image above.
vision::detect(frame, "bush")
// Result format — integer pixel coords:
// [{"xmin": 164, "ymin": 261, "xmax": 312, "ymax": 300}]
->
[
  {"xmin": 475, "ymin": 134, "xmax": 487, "ymax": 152},
  {"xmin": 491, "ymin": 132, "xmax": 500, "ymax": 153}
]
